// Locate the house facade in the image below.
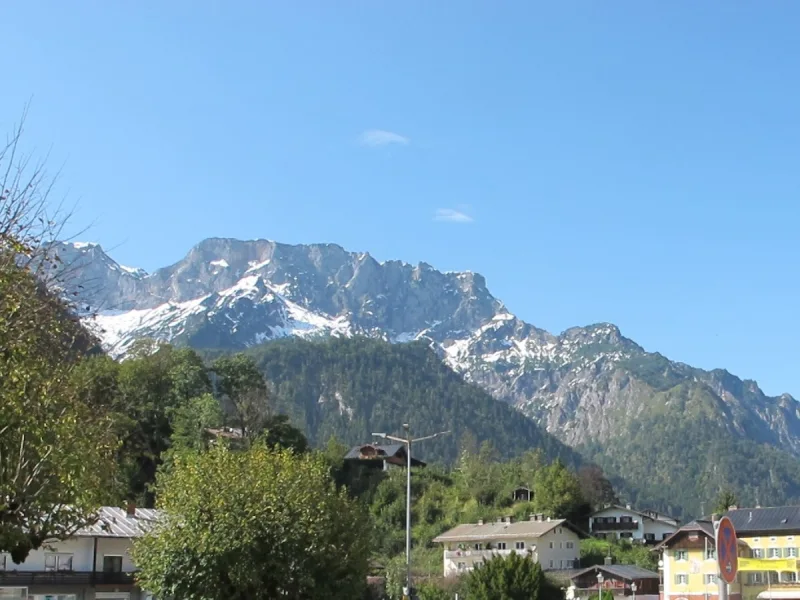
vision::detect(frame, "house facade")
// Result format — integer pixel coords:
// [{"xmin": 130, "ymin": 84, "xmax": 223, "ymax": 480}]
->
[
  {"xmin": 433, "ymin": 514, "xmax": 586, "ymax": 577},
  {"xmin": 0, "ymin": 505, "xmax": 159, "ymax": 600},
  {"xmin": 725, "ymin": 506, "xmax": 800, "ymax": 600},
  {"xmin": 658, "ymin": 507, "xmax": 800, "ymax": 600},
  {"xmin": 591, "ymin": 505, "xmax": 680, "ymax": 544}
]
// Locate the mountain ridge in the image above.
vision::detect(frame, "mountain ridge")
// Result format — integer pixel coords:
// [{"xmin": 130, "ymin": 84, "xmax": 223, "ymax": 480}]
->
[{"xmin": 50, "ymin": 236, "xmax": 800, "ymax": 515}]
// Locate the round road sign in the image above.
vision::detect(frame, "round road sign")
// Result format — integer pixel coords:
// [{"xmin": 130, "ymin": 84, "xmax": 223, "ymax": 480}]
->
[{"xmin": 716, "ymin": 516, "xmax": 738, "ymax": 584}]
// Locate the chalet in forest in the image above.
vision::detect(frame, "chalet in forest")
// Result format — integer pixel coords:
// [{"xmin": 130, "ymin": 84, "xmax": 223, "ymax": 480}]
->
[{"xmin": 343, "ymin": 443, "xmax": 426, "ymax": 470}]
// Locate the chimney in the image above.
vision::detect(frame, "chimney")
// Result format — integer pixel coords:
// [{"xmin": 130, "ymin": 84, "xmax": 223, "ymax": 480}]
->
[
  {"xmin": 626, "ymin": 503, "xmax": 632, "ymax": 510},
  {"xmin": 126, "ymin": 501, "xmax": 136, "ymax": 517},
  {"xmin": 604, "ymin": 556, "xmax": 614, "ymax": 565},
  {"xmin": 478, "ymin": 519, "xmax": 484, "ymax": 526},
  {"xmin": 728, "ymin": 505, "xmax": 738, "ymax": 511},
  {"xmin": 505, "ymin": 516, "xmax": 512, "ymax": 524},
  {"xmin": 530, "ymin": 514, "xmax": 537, "ymax": 522},
  {"xmin": 546, "ymin": 516, "xmax": 551, "ymax": 522}
]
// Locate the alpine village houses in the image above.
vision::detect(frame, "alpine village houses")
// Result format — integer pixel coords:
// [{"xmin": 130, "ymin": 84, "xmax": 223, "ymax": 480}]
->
[
  {"xmin": 0, "ymin": 504, "xmax": 158, "ymax": 600},
  {"xmin": 658, "ymin": 506, "xmax": 800, "ymax": 600},
  {"xmin": 433, "ymin": 514, "xmax": 587, "ymax": 576}
]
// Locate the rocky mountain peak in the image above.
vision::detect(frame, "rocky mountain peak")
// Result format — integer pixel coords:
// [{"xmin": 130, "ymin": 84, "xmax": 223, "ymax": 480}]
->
[{"xmin": 52, "ymin": 236, "xmax": 800, "ymax": 511}]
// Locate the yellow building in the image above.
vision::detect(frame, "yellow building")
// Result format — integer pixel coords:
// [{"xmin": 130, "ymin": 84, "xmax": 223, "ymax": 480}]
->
[{"xmin": 658, "ymin": 507, "xmax": 800, "ymax": 600}]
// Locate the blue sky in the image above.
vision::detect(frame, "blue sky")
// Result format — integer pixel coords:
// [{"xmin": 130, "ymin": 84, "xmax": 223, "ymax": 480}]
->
[{"xmin": 4, "ymin": 1, "xmax": 800, "ymax": 396}]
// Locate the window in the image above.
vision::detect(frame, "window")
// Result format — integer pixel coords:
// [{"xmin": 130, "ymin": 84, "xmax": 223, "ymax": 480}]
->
[
  {"xmin": 706, "ymin": 548, "xmax": 716, "ymax": 560},
  {"xmin": 496, "ymin": 542, "xmax": 507, "ymax": 550},
  {"xmin": 457, "ymin": 562, "xmax": 467, "ymax": 571},
  {"xmin": 620, "ymin": 532, "xmax": 633, "ymax": 539},
  {"xmin": 753, "ymin": 538, "xmax": 760, "ymax": 543},
  {"xmin": 0, "ymin": 554, "xmax": 6, "ymax": 570},
  {"xmin": 549, "ymin": 560, "xmax": 554, "ymax": 568},
  {"xmin": 645, "ymin": 533, "xmax": 655, "ymax": 542},
  {"xmin": 559, "ymin": 542, "xmax": 563, "ymax": 549},
  {"xmin": 785, "ymin": 547, "xmax": 798, "ymax": 558},
  {"xmin": 620, "ymin": 516, "xmax": 633, "ymax": 523},
  {"xmin": 516, "ymin": 542, "xmax": 525, "ymax": 550},
  {"xmin": 770, "ymin": 537, "xmax": 777, "ymax": 542},
  {"xmin": 44, "ymin": 553, "xmax": 73, "ymax": 572},
  {"xmin": 750, "ymin": 573, "xmax": 764, "ymax": 584},
  {"xmin": 675, "ymin": 574, "xmax": 688, "ymax": 585},
  {"xmin": 674, "ymin": 550, "xmax": 688, "ymax": 561},
  {"xmin": 549, "ymin": 542, "xmax": 554, "ymax": 549},
  {"xmin": 566, "ymin": 542, "xmax": 574, "ymax": 549},
  {"xmin": 769, "ymin": 572, "xmax": 780, "ymax": 585},
  {"xmin": 558, "ymin": 527, "xmax": 563, "ymax": 534},
  {"xmin": 473, "ymin": 543, "xmax": 483, "ymax": 550},
  {"xmin": 769, "ymin": 547, "xmax": 782, "ymax": 558},
  {"xmin": 752, "ymin": 548, "xmax": 764, "ymax": 559},
  {"xmin": 781, "ymin": 572, "xmax": 798, "ymax": 583},
  {"xmin": 103, "ymin": 555, "xmax": 123, "ymax": 573},
  {"xmin": 705, "ymin": 574, "xmax": 717, "ymax": 584}
]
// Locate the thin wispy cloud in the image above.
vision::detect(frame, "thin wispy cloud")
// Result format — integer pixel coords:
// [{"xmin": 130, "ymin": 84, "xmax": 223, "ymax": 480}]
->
[
  {"xmin": 358, "ymin": 129, "xmax": 410, "ymax": 147},
  {"xmin": 434, "ymin": 208, "xmax": 474, "ymax": 223}
]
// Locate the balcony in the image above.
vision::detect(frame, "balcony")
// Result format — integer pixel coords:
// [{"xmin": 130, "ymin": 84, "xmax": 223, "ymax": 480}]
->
[
  {"xmin": 592, "ymin": 521, "xmax": 639, "ymax": 532},
  {"xmin": 445, "ymin": 549, "xmax": 516, "ymax": 560},
  {"xmin": 0, "ymin": 571, "xmax": 136, "ymax": 586}
]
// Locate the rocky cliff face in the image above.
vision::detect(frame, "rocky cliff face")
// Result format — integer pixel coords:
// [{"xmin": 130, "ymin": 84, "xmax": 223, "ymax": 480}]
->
[{"xmin": 51, "ymin": 238, "xmax": 800, "ymax": 491}]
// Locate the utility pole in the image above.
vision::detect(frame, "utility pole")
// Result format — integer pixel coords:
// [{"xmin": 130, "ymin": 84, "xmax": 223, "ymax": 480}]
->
[{"xmin": 372, "ymin": 425, "xmax": 450, "ymax": 600}]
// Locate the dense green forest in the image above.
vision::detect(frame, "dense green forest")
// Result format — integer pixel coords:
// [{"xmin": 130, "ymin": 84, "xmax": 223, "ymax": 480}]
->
[
  {"xmin": 202, "ymin": 336, "xmax": 584, "ymax": 467},
  {"xmin": 581, "ymin": 360, "xmax": 800, "ymax": 518}
]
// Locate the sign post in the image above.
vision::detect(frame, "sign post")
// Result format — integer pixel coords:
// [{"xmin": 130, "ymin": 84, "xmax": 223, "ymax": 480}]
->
[{"xmin": 715, "ymin": 516, "xmax": 738, "ymax": 600}]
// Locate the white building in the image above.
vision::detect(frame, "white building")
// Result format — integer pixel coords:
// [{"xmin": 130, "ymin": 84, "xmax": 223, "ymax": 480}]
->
[
  {"xmin": 0, "ymin": 505, "xmax": 159, "ymax": 600},
  {"xmin": 433, "ymin": 514, "xmax": 587, "ymax": 577},
  {"xmin": 589, "ymin": 504, "xmax": 679, "ymax": 544}
]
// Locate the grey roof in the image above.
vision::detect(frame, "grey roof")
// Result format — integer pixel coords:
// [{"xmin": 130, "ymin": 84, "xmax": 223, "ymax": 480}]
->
[
  {"xmin": 725, "ymin": 506, "xmax": 800, "ymax": 534},
  {"xmin": 433, "ymin": 518, "xmax": 587, "ymax": 543},
  {"xmin": 75, "ymin": 506, "xmax": 161, "ymax": 538},
  {"xmin": 655, "ymin": 519, "xmax": 748, "ymax": 550},
  {"xmin": 572, "ymin": 564, "xmax": 660, "ymax": 581}
]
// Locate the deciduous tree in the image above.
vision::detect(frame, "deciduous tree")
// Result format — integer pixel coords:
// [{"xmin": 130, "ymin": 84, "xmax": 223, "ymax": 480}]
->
[
  {"xmin": 0, "ymin": 111, "xmax": 118, "ymax": 561},
  {"xmin": 134, "ymin": 444, "xmax": 373, "ymax": 600}
]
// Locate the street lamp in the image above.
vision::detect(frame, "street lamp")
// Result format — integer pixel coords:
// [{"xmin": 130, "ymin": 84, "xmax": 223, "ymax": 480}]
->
[
  {"xmin": 631, "ymin": 581, "xmax": 638, "ymax": 600},
  {"xmin": 597, "ymin": 571, "xmax": 605, "ymax": 596},
  {"xmin": 372, "ymin": 425, "xmax": 450, "ymax": 599}
]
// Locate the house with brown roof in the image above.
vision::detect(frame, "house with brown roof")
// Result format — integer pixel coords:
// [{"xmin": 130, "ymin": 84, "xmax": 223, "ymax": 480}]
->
[
  {"xmin": 343, "ymin": 443, "xmax": 426, "ymax": 470},
  {"xmin": 433, "ymin": 513, "xmax": 588, "ymax": 577},
  {"xmin": 590, "ymin": 504, "xmax": 680, "ymax": 544},
  {"xmin": 0, "ymin": 504, "xmax": 160, "ymax": 600}
]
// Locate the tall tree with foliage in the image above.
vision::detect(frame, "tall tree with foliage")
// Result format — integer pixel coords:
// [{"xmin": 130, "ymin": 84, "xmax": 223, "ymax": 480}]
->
[
  {"xmin": 134, "ymin": 443, "xmax": 373, "ymax": 600},
  {"xmin": 533, "ymin": 459, "xmax": 589, "ymax": 521},
  {"xmin": 463, "ymin": 553, "xmax": 548, "ymax": 600},
  {"xmin": 0, "ymin": 112, "xmax": 118, "ymax": 561},
  {"xmin": 713, "ymin": 489, "xmax": 738, "ymax": 515}
]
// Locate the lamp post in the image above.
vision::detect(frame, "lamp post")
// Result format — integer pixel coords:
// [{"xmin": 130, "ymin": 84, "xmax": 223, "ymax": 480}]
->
[
  {"xmin": 372, "ymin": 425, "xmax": 450, "ymax": 600},
  {"xmin": 597, "ymin": 572, "xmax": 605, "ymax": 598}
]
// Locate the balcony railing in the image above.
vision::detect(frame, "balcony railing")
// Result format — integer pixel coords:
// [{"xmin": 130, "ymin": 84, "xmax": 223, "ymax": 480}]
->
[
  {"xmin": 445, "ymin": 549, "xmax": 516, "ymax": 559},
  {"xmin": 591, "ymin": 521, "xmax": 639, "ymax": 532},
  {"xmin": 0, "ymin": 571, "xmax": 136, "ymax": 586}
]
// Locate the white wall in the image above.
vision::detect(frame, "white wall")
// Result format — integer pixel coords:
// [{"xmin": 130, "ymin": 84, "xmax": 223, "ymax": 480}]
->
[
  {"xmin": 591, "ymin": 508, "xmax": 677, "ymax": 541},
  {"xmin": 537, "ymin": 527, "xmax": 581, "ymax": 570},
  {"xmin": 1, "ymin": 537, "xmax": 137, "ymax": 573}
]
